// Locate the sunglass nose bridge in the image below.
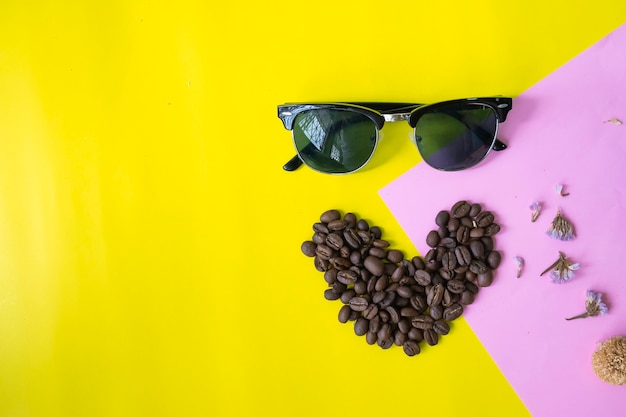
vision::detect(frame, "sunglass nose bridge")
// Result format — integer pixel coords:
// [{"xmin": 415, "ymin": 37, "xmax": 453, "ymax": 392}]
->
[{"xmin": 383, "ymin": 112, "xmax": 412, "ymax": 123}]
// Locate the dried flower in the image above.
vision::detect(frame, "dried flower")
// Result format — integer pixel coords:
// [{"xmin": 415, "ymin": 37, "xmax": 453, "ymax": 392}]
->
[
  {"xmin": 603, "ymin": 118, "xmax": 623, "ymax": 125},
  {"xmin": 592, "ymin": 336, "xmax": 626, "ymax": 385},
  {"xmin": 513, "ymin": 256, "xmax": 524, "ymax": 278},
  {"xmin": 555, "ymin": 184, "xmax": 569, "ymax": 196},
  {"xmin": 540, "ymin": 252, "xmax": 579, "ymax": 283},
  {"xmin": 565, "ymin": 290, "xmax": 608, "ymax": 320},
  {"xmin": 529, "ymin": 201, "xmax": 542, "ymax": 222},
  {"xmin": 546, "ymin": 208, "xmax": 575, "ymax": 241}
]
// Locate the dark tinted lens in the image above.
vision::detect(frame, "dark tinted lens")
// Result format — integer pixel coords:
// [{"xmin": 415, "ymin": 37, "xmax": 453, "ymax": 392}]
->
[
  {"xmin": 292, "ymin": 109, "xmax": 377, "ymax": 174},
  {"xmin": 414, "ymin": 104, "xmax": 497, "ymax": 171}
]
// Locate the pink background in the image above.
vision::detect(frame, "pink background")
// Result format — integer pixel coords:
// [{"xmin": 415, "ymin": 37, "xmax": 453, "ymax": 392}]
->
[{"xmin": 380, "ymin": 24, "xmax": 626, "ymax": 417}]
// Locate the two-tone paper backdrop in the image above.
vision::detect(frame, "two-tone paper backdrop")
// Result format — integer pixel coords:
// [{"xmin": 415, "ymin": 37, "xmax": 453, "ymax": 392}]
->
[{"xmin": 1, "ymin": 2, "xmax": 625, "ymax": 416}]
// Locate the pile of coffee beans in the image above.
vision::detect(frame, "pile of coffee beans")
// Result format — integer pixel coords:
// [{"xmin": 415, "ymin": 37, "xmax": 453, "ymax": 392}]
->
[{"xmin": 300, "ymin": 201, "xmax": 502, "ymax": 357}]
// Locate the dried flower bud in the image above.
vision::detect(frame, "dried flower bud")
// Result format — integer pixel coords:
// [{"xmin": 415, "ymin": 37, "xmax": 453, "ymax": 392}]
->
[
  {"xmin": 529, "ymin": 201, "xmax": 542, "ymax": 222},
  {"xmin": 565, "ymin": 290, "xmax": 608, "ymax": 320},
  {"xmin": 555, "ymin": 184, "xmax": 569, "ymax": 196},
  {"xmin": 513, "ymin": 256, "xmax": 524, "ymax": 278},
  {"xmin": 603, "ymin": 118, "xmax": 623, "ymax": 125},
  {"xmin": 540, "ymin": 252, "xmax": 579, "ymax": 284},
  {"xmin": 546, "ymin": 208, "xmax": 575, "ymax": 241},
  {"xmin": 592, "ymin": 336, "xmax": 626, "ymax": 385}
]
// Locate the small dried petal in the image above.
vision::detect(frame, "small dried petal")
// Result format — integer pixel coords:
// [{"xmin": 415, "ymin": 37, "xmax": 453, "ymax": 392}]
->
[
  {"xmin": 513, "ymin": 256, "xmax": 524, "ymax": 278},
  {"xmin": 555, "ymin": 184, "xmax": 570, "ymax": 196},
  {"xmin": 529, "ymin": 201, "xmax": 542, "ymax": 222},
  {"xmin": 603, "ymin": 118, "xmax": 623, "ymax": 125}
]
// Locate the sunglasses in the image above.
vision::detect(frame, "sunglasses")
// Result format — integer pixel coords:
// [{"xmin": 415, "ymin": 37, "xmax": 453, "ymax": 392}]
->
[{"xmin": 277, "ymin": 97, "xmax": 512, "ymax": 174}]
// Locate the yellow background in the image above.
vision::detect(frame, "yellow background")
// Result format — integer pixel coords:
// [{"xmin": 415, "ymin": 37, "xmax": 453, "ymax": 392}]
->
[{"xmin": 0, "ymin": 1, "xmax": 624, "ymax": 416}]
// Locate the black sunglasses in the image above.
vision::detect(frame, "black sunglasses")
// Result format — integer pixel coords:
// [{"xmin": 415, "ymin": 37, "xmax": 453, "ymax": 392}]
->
[{"xmin": 277, "ymin": 97, "xmax": 512, "ymax": 174}]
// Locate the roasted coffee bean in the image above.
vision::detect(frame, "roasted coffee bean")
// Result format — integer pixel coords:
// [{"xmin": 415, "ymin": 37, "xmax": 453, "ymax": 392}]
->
[
  {"xmin": 439, "ymin": 237, "xmax": 457, "ymax": 248},
  {"xmin": 439, "ymin": 268, "xmax": 454, "ymax": 280},
  {"xmin": 349, "ymin": 297, "xmax": 369, "ymax": 312},
  {"xmin": 427, "ymin": 283, "xmax": 445, "ymax": 306},
  {"xmin": 396, "ymin": 286, "xmax": 413, "ymax": 299},
  {"xmin": 354, "ymin": 317, "xmax": 369, "ymax": 336},
  {"xmin": 312, "ymin": 232, "xmax": 327, "ymax": 245},
  {"xmin": 447, "ymin": 217, "xmax": 460, "ymax": 232},
  {"xmin": 412, "ymin": 256, "xmax": 426, "ymax": 270},
  {"xmin": 441, "ymin": 252, "xmax": 457, "ymax": 270},
  {"xmin": 429, "ymin": 304, "xmax": 444, "ymax": 320},
  {"xmin": 459, "ymin": 290, "xmax": 476, "ymax": 305},
  {"xmin": 340, "ymin": 289, "xmax": 356, "ymax": 304},
  {"xmin": 447, "ymin": 279, "xmax": 465, "ymax": 294},
  {"xmin": 365, "ymin": 331, "xmax": 377, "ymax": 345},
  {"xmin": 374, "ymin": 275, "xmax": 389, "ymax": 291},
  {"xmin": 465, "ymin": 280, "xmax": 479, "ymax": 294},
  {"xmin": 363, "ymin": 304, "xmax": 379, "ymax": 320},
  {"xmin": 411, "ymin": 315, "xmax": 434, "ymax": 330},
  {"xmin": 398, "ymin": 318, "xmax": 412, "ymax": 334},
  {"xmin": 315, "ymin": 244, "xmax": 334, "ymax": 260},
  {"xmin": 356, "ymin": 219, "xmax": 369, "ymax": 231},
  {"xmin": 469, "ymin": 259, "xmax": 489, "ymax": 275},
  {"xmin": 343, "ymin": 228, "xmax": 362, "ymax": 249},
  {"xmin": 320, "ymin": 209, "xmax": 341, "ymax": 223},
  {"xmin": 460, "ymin": 216, "xmax": 474, "ymax": 228},
  {"xmin": 338, "ymin": 305, "xmax": 352, "ymax": 323},
  {"xmin": 469, "ymin": 240, "xmax": 485, "ymax": 259},
  {"xmin": 426, "ymin": 230, "xmax": 441, "ymax": 247},
  {"xmin": 437, "ymin": 225, "xmax": 448, "ymax": 238},
  {"xmin": 456, "ymin": 225, "xmax": 470, "ymax": 245},
  {"xmin": 379, "ymin": 291, "xmax": 396, "ymax": 308},
  {"xmin": 325, "ymin": 232, "xmax": 344, "ymax": 250},
  {"xmin": 354, "ymin": 280, "xmax": 367, "ymax": 296},
  {"xmin": 403, "ymin": 340, "xmax": 421, "ymax": 356},
  {"xmin": 324, "ymin": 268, "xmax": 338, "ymax": 285},
  {"xmin": 370, "ymin": 226, "xmax": 382, "ymax": 239},
  {"xmin": 455, "ymin": 245, "xmax": 472, "ymax": 266},
  {"xmin": 391, "ymin": 265, "xmax": 406, "ymax": 282},
  {"xmin": 481, "ymin": 236, "xmax": 494, "ymax": 252},
  {"xmin": 477, "ymin": 270, "xmax": 494, "ymax": 287},
  {"xmin": 424, "ymin": 328, "xmax": 439, "ymax": 346},
  {"xmin": 379, "ymin": 309, "xmax": 390, "ymax": 323},
  {"xmin": 330, "ymin": 256, "xmax": 351, "ymax": 270},
  {"xmin": 443, "ymin": 303, "xmax": 464, "ymax": 321},
  {"xmin": 357, "ymin": 230, "xmax": 372, "ymax": 244},
  {"xmin": 469, "ymin": 227, "xmax": 484, "ymax": 238},
  {"xmin": 414, "ymin": 269, "xmax": 431, "ymax": 286},
  {"xmin": 484, "ymin": 223, "xmax": 501, "ymax": 236},
  {"xmin": 378, "ymin": 337, "xmax": 394, "ymax": 349},
  {"xmin": 368, "ymin": 247, "xmax": 386, "ymax": 259},
  {"xmin": 475, "ymin": 210, "xmax": 494, "ymax": 227},
  {"xmin": 369, "ymin": 316, "xmax": 381, "ymax": 333},
  {"xmin": 328, "ymin": 219, "xmax": 347, "ymax": 231},
  {"xmin": 349, "ymin": 251, "xmax": 362, "ymax": 267},
  {"xmin": 364, "ymin": 256, "xmax": 385, "ymax": 276},
  {"xmin": 372, "ymin": 291, "xmax": 385, "ymax": 304},
  {"xmin": 313, "ymin": 222, "xmax": 330, "ymax": 234},
  {"xmin": 469, "ymin": 203, "xmax": 482, "ymax": 217},
  {"xmin": 386, "ymin": 249, "xmax": 404, "ymax": 264},
  {"xmin": 377, "ymin": 323, "xmax": 392, "ymax": 340},
  {"xmin": 372, "ymin": 239, "xmax": 389, "ymax": 249},
  {"xmin": 343, "ymin": 212, "xmax": 357, "ymax": 227},
  {"xmin": 315, "ymin": 256, "xmax": 330, "ymax": 272},
  {"xmin": 394, "ymin": 331, "xmax": 408, "ymax": 346},
  {"xmin": 349, "ymin": 310, "xmax": 361, "ymax": 321},
  {"xmin": 487, "ymin": 250, "xmax": 502, "ymax": 269},
  {"xmin": 400, "ymin": 307, "xmax": 421, "ymax": 317},
  {"xmin": 337, "ymin": 270, "xmax": 358, "ymax": 285},
  {"xmin": 433, "ymin": 319, "xmax": 450, "ymax": 335},
  {"xmin": 339, "ymin": 246, "xmax": 351, "ymax": 258},
  {"xmin": 324, "ymin": 288, "xmax": 340, "ymax": 300},
  {"xmin": 451, "ymin": 200, "xmax": 471, "ymax": 218},
  {"xmin": 385, "ymin": 306, "xmax": 400, "ymax": 323},
  {"xmin": 301, "ymin": 241, "xmax": 317, "ymax": 257},
  {"xmin": 407, "ymin": 327, "xmax": 424, "ymax": 342},
  {"xmin": 410, "ymin": 295, "xmax": 427, "ymax": 313},
  {"xmin": 435, "ymin": 210, "xmax": 450, "ymax": 227}
]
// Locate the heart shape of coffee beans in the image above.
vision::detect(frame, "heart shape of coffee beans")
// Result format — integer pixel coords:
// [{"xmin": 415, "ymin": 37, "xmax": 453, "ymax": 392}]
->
[{"xmin": 300, "ymin": 201, "xmax": 502, "ymax": 356}]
